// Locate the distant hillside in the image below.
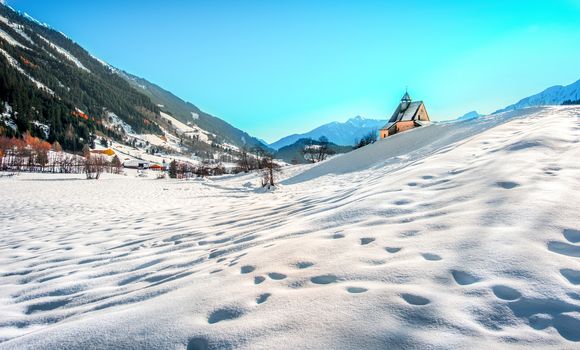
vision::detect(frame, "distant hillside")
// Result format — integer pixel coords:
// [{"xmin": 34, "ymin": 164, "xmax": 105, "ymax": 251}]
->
[
  {"xmin": 495, "ymin": 79, "xmax": 580, "ymax": 114},
  {"xmin": 270, "ymin": 116, "xmax": 385, "ymax": 150},
  {"xmin": 0, "ymin": 4, "xmax": 161, "ymax": 151},
  {"xmin": 121, "ymin": 72, "xmax": 271, "ymax": 151},
  {"xmin": 275, "ymin": 137, "xmax": 352, "ymax": 164},
  {"xmin": 0, "ymin": 3, "xmax": 269, "ymax": 160}
]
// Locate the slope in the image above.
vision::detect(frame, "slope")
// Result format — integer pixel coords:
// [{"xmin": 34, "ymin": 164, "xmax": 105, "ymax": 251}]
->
[
  {"xmin": 121, "ymin": 72, "xmax": 271, "ymax": 151},
  {"xmin": 1, "ymin": 106, "xmax": 579, "ymax": 349},
  {"xmin": 0, "ymin": 4, "xmax": 161, "ymax": 150}
]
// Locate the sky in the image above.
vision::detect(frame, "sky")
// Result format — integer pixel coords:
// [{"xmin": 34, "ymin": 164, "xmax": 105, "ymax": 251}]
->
[{"xmin": 6, "ymin": 0, "xmax": 580, "ymax": 142}]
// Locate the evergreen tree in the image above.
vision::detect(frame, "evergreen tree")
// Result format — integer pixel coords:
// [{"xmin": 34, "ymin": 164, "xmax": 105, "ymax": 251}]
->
[{"xmin": 168, "ymin": 160, "xmax": 178, "ymax": 178}]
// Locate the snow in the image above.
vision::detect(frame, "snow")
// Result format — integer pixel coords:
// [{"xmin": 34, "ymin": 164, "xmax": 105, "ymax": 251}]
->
[
  {"xmin": 0, "ymin": 27, "xmax": 28, "ymax": 49},
  {"xmin": 0, "ymin": 15, "xmax": 35, "ymax": 46},
  {"xmin": 37, "ymin": 35, "xmax": 90, "ymax": 73},
  {"xmin": 159, "ymin": 111, "xmax": 212, "ymax": 143},
  {"xmin": 496, "ymin": 79, "xmax": 580, "ymax": 113},
  {"xmin": 22, "ymin": 13, "xmax": 49, "ymax": 29},
  {"xmin": 103, "ymin": 112, "xmax": 133, "ymax": 134},
  {"xmin": 1, "ymin": 106, "xmax": 579, "ymax": 348},
  {"xmin": 31, "ymin": 121, "xmax": 50, "ymax": 139}
]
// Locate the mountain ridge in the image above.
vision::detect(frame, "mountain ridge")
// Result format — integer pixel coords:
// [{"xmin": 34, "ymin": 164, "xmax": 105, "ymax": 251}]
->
[
  {"xmin": 270, "ymin": 115, "xmax": 386, "ymax": 150},
  {"xmin": 494, "ymin": 79, "xmax": 580, "ymax": 114}
]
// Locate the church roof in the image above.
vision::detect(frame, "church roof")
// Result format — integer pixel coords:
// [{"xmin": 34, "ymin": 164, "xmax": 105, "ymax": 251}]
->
[{"xmin": 383, "ymin": 100, "xmax": 424, "ymax": 127}]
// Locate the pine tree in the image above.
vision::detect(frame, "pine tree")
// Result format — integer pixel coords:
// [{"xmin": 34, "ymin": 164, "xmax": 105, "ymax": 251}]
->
[{"xmin": 169, "ymin": 160, "xmax": 178, "ymax": 178}]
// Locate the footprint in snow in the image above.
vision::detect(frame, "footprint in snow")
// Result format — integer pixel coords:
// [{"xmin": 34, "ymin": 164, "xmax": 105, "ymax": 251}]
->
[
  {"xmin": 240, "ymin": 265, "xmax": 255, "ymax": 274},
  {"xmin": 207, "ymin": 307, "xmax": 245, "ymax": 324},
  {"xmin": 256, "ymin": 293, "xmax": 271, "ymax": 304},
  {"xmin": 385, "ymin": 247, "xmax": 402, "ymax": 254},
  {"xmin": 187, "ymin": 337, "xmax": 209, "ymax": 350},
  {"xmin": 496, "ymin": 181, "xmax": 520, "ymax": 189},
  {"xmin": 421, "ymin": 253, "xmax": 442, "ymax": 261},
  {"xmin": 563, "ymin": 228, "xmax": 580, "ymax": 243},
  {"xmin": 311, "ymin": 274, "xmax": 338, "ymax": 285},
  {"xmin": 254, "ymin": 276, "xmax": 265, "ymax": 284},
  {"xmin": 267, "ymin": 272, "xmax": 287, "ymax": 280},
  {"xmin": 491, "ymin": 285, "xmax": 522, "ymax": 301},
  {"xmin": 360, "ymin": 238, "xmax": 375, "ymax": 245},
  {"xmin": 401, "ymin": 293, "xmax": 430, "ymax": 306},
  {"xmin": 560, "ymin": 269, "xmax": 580, "ymax": 285},
  {"xmin": 347, "ymin": 287, "xmax": 368, "ymax": 294},
  {"xmin": 294, "ymin": 261, "xmax": 314, "ymax": 269},
  {"xmin": 451, "ymin": 270, "xmax": 481, "ymax": 285}
]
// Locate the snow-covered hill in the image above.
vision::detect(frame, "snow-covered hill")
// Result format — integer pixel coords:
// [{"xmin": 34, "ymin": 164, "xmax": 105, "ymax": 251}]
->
[
  {"xmin": 495, "ymin": 79, "xmax": 580, "ymax": 113},
  {"xmin": 270, "ymin": 116, "xmax": 386, "ymax": 149},
  {"xmin": 1, "ymin": 106, "xmax": 579, "ymax": 349}
]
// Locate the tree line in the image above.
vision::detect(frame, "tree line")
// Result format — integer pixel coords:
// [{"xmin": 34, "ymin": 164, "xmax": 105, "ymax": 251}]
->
[{"xmin": 0, "ymin": 134, "xmax": 122, "ymax": 179}]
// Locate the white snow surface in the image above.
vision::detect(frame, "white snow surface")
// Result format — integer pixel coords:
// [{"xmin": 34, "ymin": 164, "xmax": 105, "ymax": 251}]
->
[
  {"xmin": 0, "ymin": 27, "xmax": 28, "ymax": 49},
  {"xmin": 496, "ymin": 79, "xmax": 580, "ymax": 113},
  {"xmin": 159, "ymin": 111, "xmax": 212, "ymax": 143},
  {"xmin": 1, "ymin": 106, "xmax": 580, "ymax": 349},
  {"xmin": 0, "ymin": 15, "xmax": 34, "ymax": 47},
  {"xmin": 37, "ymin": 35, "xmax": 90, "ymax": 72}
]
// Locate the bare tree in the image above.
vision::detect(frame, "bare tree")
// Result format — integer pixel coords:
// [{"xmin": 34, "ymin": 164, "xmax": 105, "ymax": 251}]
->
[
  {"xmin": 354, "ymin": 130, "xmax": 377, "ymax": 149},
  {"xmin": 261, "ymin": 154, "xmax": 281, "ymax": 188},
  {"xmin": 85, "ymin": 151, "xmax": 107, "ymax": 180},
  {"xmin": 302, "ymin": 137, "xmax": 335, "ymax": 163},
  {"xmin": 316, "ymin": 136, "xmax": 334, "ymax": 162},
  {"xmin": 237, "ymin": 146, "xmax": 250, "ymax": 173},
  {"xmin": 111, "ymin": 155, "xmax": 123, "ymax": 174}
]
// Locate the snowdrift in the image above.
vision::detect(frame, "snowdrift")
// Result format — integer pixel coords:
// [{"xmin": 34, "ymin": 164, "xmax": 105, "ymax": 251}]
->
[
  {"xmin": 0, "ymin": 106, "xmax": 579, "ymax": 349},
  {"xmin": 284, "ymin": 108, "xmax": 542, "ymax": 184}
]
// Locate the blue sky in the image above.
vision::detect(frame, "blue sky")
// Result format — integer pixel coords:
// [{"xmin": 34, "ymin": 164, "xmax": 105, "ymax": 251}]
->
[{"xmin": 6, "ymin": 0, "xmax": 580, "ymax": 142}]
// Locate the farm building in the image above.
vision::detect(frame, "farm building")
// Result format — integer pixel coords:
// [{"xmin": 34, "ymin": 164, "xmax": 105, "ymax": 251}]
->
[
  {"xmin": 380, "ymin": 92, "xmax": 430, "ymax": 138},
  {"xmin": 123, "ymin": 159, "xmax": 150, "ymax": 169}
]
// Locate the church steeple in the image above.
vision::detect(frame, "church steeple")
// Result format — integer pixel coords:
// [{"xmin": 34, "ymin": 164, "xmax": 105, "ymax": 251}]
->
[{"xmin": 400, "ymin": 89, "xmax": 412, "ymax": 111}]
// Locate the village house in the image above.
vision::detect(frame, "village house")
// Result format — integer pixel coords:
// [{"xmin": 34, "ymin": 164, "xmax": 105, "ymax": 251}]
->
[{"xmin": 380, "ymin": 92, "xmax": 430, "ymax": 138}]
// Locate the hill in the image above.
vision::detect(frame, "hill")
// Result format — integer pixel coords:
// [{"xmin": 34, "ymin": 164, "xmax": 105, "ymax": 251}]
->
[
  {"xmin": 2, "ymin": 106, "xmax": 579, "ymax": 348},
  {"xmin": 121, "ymin": 72, "xmax": 270, "ymax": 151},
  {"xmin": 0, "ymin": 4, "xmax": 163, "ymax": 151},
  {"xmin": 0, "ymin": 4, "xmax": 267, "ymax": 159}
]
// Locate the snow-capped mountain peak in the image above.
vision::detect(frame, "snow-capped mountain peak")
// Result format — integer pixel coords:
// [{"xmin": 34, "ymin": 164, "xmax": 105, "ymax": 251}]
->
[
  {"xmin": 495, "ymin": 79, "xmax": 580, "ymax": 113},
  {"xmin": 269, "ymin": 116, "xmax": 387, "ymax": 149}
]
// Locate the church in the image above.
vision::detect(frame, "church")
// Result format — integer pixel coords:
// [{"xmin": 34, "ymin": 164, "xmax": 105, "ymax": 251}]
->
[{"xmin": 380, "ymin": 92, "xmax": 430, "ymax": 138}]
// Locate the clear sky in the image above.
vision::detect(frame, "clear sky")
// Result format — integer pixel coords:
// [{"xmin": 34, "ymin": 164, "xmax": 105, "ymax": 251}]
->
[{"xmin": 6, "ymin": 0, "xmax": 580, "ymax": 142}]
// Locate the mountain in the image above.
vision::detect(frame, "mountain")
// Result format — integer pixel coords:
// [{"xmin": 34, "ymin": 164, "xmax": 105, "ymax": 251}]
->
[
  {"xmin": 270, "ymin": 116, "xmax": 386, "ymax": 150},
  {"xmin": 275, "ymin": 137, "xmax": 352, "ymax": 164},
  {"xmin": 120, "ymin": 72, "xmax": 270, "ymax": 151},
  {"xmin": 0, "ymin": 4, "xmax": 267, "ymax": 156},
  {"xmin": 0, "ymin": 4, "xmax": 162, "ymax": 151},
  {"xmin": 457, "ymin": 111, "xmax": 483, "ymax": 121},
  {"xmin": 495, "ymin": 78, "xmax": 580, "ymax": 114}
]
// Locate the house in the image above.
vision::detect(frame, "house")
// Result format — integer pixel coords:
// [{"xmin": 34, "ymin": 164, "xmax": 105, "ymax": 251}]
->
[
  {"xmin": 380, "ymin": 92, "xmax": 430, "ymax": 138},
  {"xmin": 123, "ymin": 159, "xmax": 150, "ymax": 169}
]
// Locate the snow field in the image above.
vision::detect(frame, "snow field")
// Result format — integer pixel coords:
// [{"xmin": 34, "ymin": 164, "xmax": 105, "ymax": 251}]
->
[{"xmin": 0, "ymin": 106, "xmax": 579, "ymax": 349}]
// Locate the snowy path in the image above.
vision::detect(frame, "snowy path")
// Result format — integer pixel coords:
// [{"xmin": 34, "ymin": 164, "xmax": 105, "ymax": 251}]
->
[{"xmin": 0, "ymin": 107, "xmax": 579, "ymax": 349}]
